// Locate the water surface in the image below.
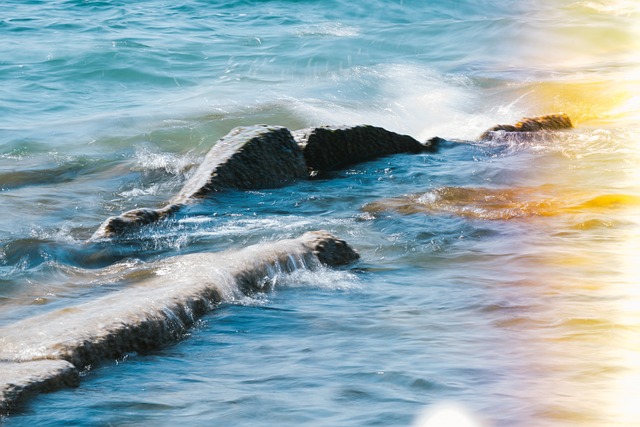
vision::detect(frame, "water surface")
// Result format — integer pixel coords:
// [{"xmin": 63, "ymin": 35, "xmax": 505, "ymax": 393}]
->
[{"xmin": 1, "ymin": 1, "xmax": 639, "ymax": 426}]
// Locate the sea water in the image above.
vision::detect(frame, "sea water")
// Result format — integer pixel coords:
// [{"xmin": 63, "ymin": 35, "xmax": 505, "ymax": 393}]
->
[{"xmin": 1, "ymin": 0, "xmax": 639, "ymax": 426}]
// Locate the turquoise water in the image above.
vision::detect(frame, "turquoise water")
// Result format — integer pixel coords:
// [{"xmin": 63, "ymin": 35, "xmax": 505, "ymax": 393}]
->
[{"xmin": 2, "ymin": 1, "xmax": 640, "ymax": 426}]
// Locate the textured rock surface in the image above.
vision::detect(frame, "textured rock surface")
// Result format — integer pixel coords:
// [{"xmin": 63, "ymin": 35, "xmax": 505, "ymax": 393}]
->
[
  {"xmin": 293, "ymin": 125, "xmax": 435, "ymax": 172},
  {"xmin": 479, "ymin": 113, "xmax": 573, "ymax": 140},
  {"xmin": 90, "ymin": 124, "xmax": 442, "ymax": 239},
  {"xmin": 172, "ymin": 124, "xmax": 307, "ymax": 203},
  {"xmin": 0, "ymin": 360, "xmax": 79, "ymax": 414},
  {"xmin": 91, "ymin": 125, "xmax": 308, "ymax": 239},
  {"xmin": 0, "ymin": 231, "xmax": 358, "ymax": 413},
  {"xmin": 91, "ymin": 205, "xmax": 180, "ymax": 240}
]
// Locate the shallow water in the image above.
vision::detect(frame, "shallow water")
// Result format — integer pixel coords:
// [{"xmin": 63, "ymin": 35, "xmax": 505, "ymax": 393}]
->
[{"xmin": 1, "ymin": 0, "xmax": 639, "ymax": 426}]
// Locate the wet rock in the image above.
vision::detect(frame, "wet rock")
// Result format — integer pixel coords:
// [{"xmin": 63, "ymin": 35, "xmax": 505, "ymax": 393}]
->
[
  {"xmin": 91, "ymin": 205, "xmax": 179, "ymax": 240},
  {"xmin": 293, "ymin": 125, "xmax": 436, "ymax": 172},
  {"xmin": 90, "ymin": 124, "xmax": 442, "ymax": 239},
  {"xmin": 0, "ymin": 360, "xmax": 79, "ymax": 415},
  {"xmin": 305, "ymin": 230, "xmax": 360, "ymax": 266},
  {"xmin": 91, "ymin": 125, "xmax": 307, "ymax": 239},
  {"xmin": 0, "ymin": 231, "xmax": 358, "ymax": 412},
  {"xmin": 172, "ymin": 124, "xmax": 307, "ymax": 203},
  {"xmin": 425, "ymin": 136, "xmax": 447, "ymax": 147},
  {"xmin": 479, "ymin": 113, "xmax": 573, "ymax": 141}
]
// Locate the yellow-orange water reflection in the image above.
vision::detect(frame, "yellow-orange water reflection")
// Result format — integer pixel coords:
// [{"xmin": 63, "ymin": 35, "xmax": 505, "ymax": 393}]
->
[
  {"xmin": 363, "ymin": 186, "xmax": 640, "ymax": 221},
  {"xmin": 499, "ymin": 0, "xmax": 640, "ymax": 128},
  {"xmin": 526, "ymin": 80, "xmax": 639, "ymax": 126},
  {"xmin": 605, "ymin": 135, "xmax": 640, "ymax": 425},
  {"xmin": 365, "ymin": 122, "xmax": 639, "ymax": 426},
  {"xmin": 490, "ymin": 7, "xmax": 640, "ymax": 422}
]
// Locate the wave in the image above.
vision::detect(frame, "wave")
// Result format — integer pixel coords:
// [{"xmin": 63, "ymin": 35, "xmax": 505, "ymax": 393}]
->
[{"xmin": 0, "ymin": 231, "xmax": 359, "ymax": 413}]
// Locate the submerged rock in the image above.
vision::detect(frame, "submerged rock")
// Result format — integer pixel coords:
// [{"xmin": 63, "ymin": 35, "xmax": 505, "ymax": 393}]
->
[
  {"xmin": 91, "ymin": 205, "xmax": 179, "ymax": 240},
  {"xmin": 293, "ymin": 125, "xmax": 436, "ymax": 172},
  {"xmin": 0, "ymin": 360, "xmax": 79, "ymax": 415},
  {"xmin": 479, "ymin": 113, "xmax": 573, "ymax": 141},
  {"xmin": 91, "ymin": 125, "xmax": 308, "ymax": 239},
  {"xmin": 362, "ymin": 185, "xmax": 640, "ymax": 221},
  {"xmin": 363, "ymin": 186, "xmax": 558, "ymax": 220},
  {"xmin": 0, "ymin": 231, "xmax": 358, "ymax": 413}
]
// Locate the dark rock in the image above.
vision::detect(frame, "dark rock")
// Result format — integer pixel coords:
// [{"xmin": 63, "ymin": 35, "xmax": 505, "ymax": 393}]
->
[
  {"xmin": 304, "ymin": 230, "xmax": 360, "ymax": 266},
  {"xmin": 0, "ymin": 360, "xmax": 79, "ymax": 415},
  {"xmin": 292, "ymin": 125, "xmax": 435, "ymax": 172},
  {"xmin": 90, "ymin": 124, "xmax": 441, "ymax": 239},
  {"xmin": 91, "ymin": 205, "xmax": 179, "ymax": 240},
  {"xmin": 425, "ymin": 136, "xmax": 447, "ymax": 147},
  {"xmin": 479, "ymin": 113, "xmax": 573, "ymax": 140},
  {"xmin": 91, "ymin": 125, "xmax": 307, "ymax": 239},
  {"xmin": 0, "ymin": 231, "xmax": 358, "ymax": 411},
  {"xmin": 172, "ymin": 124, "xmax": 307, "ymax": 203}
]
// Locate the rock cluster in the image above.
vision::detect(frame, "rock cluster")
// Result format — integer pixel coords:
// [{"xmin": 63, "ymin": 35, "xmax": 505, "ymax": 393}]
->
[
  {"xmin": 92, "ymin": 116, "xmax": 572, "ymax": 239},
  {"xmin": 1, "ymin": 113, "xmax": 574, "ymax": 413},
  {"xmin": 92, "ymin": 124, "xmax": 434, "ymax": 239},
  {"xmin": 0, "ymin": 231, "xmax": 358, "ymax": 414},
  {"xmin": 91, "ymin": 113, "xmax": 573, "ymax": 240}
]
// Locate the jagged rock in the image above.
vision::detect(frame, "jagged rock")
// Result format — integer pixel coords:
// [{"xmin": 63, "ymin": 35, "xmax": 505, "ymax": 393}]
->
[
  {"xmin": 172, "ymin": 124, "xmax": 307, "ymax": 203},
  {"xmin": 90, "ymin": 123, "xmax": 448, "ymax": 239},
  {"xmin": 91, "ymin": 205, "xmax": 179, "ymax": 240},
  {"xmin": 425, "ymin": 136, "xmax": 447, "ymax": 147},
  {"xmin": 306, "ymin": 231, "xmax": 360, "ymax": 266},
  {"xmin": 0, "ymin": 231, "xmax": 358, "ymax": 412},
  {"xmin": 91, "ymin": 125, "xmax": 307, "ymax": 239},
  {"xmin": 292, "ymin": 125, "xmax": 436, "ymax": 172},
  {"xmin": 479, "ymin": 113, "xmax": 573, "ymax": 140}
]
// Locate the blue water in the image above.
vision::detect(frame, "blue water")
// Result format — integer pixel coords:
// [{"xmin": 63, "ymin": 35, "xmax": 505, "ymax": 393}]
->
[{"xmin": 2, "ymin": 1, "xmax": 640, "ymax": 426}]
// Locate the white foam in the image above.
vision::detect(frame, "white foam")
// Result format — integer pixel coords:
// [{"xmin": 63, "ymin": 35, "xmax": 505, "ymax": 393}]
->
[
  {"xmin": 579, "ymin": 0, "xmax": 640, "ymax": 15},
  {"xmin": 119, "ymin": 183, "xmax": 163, "ymax": 198},
  {"xmin": 273, "ymin": 266, "xmax": 361, "ymax": 292},
  {"xmin": 295, "ymin": 22, "xmax": 360, "ymax": 37},
  {"xmin": 178, "ymin": 215, "xmax": 351, "ymax": 241},
  {"xmin": 413, "ymin": 402, "xmax": 486, "ymax": 427},
  {"xmin": 133, "ymin": 146, "xmax": 196, "ymax": 175},
  {"xmin": 279, "ymin": 63, "xmax": 521, "ymax": 142}
]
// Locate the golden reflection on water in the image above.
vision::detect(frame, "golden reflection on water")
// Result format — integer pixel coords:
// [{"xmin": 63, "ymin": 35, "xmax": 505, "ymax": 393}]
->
[
  {"xmin": 528, "ymin": 80, "xmax": 638, "ymax": 126},
  {"xmin": 367, "ymin": 176, "xmax": 639, "ymax": 424},
  {"xmin": 365, "ymin": 86, "xmax": 639, "ymax": 425},
  {"xmin": 509, "ymin": 0, "xmax": 640, "ymax": 128},
  {"xmin": 606, "ymin": 135, "xmax": 640, "ymax": 425},
  {"xmin": 609, "ymin": 228, "xmax": 640, "ymax": 426},
  {"xmin": 363, "ymin": 186, "xmax": 640, "ymax": 221}
]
